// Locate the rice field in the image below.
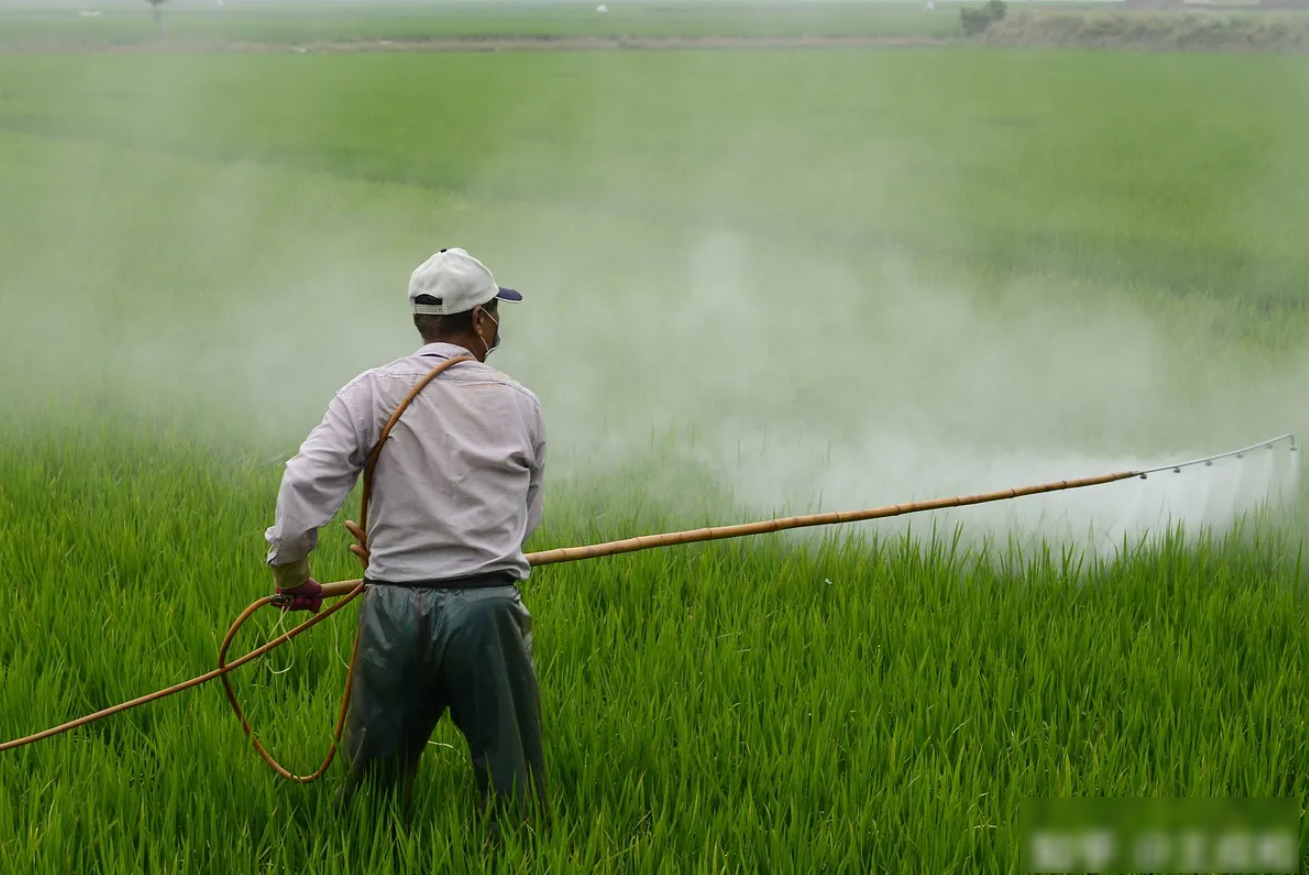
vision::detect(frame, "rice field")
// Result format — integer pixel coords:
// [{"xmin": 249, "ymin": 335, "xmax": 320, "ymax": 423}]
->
[{"xmin": 2, "ymin": 8, "xmax": 1309, "ymax": 873}]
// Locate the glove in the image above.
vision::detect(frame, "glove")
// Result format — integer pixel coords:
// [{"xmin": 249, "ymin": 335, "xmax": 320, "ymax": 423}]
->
[
  {"xmin": 275, "ymin": 578, "xmax": 323, "ymax": 614},
  {"xmin": 270, "ymin": 557, "xmax": 321, "ymax": 613}
]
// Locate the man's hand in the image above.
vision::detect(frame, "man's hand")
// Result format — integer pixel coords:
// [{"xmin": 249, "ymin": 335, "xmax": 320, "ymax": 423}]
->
[{"xmin": 275, "ymin": 578, "xmax": 324, "ymax": 614}]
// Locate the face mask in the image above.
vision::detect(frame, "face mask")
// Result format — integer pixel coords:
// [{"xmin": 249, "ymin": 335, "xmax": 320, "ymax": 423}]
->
[{"xmin": 479, "ymin": 309, "xmax": 501, "ymax": 359}]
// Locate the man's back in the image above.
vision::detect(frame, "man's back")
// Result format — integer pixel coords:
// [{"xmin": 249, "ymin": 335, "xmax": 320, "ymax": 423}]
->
[
  {"xmin": 348, "ymin": 342, "xmax": 546, "ymax": 583},
  {"xmin": 264, "ymin": 340, "xmax": 545, "ymax": 586}
]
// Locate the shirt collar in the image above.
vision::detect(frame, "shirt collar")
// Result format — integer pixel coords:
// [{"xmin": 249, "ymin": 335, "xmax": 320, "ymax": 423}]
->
[{"xmin": 416, "ymin": 341, "xmax": 478, "ymax": 360}]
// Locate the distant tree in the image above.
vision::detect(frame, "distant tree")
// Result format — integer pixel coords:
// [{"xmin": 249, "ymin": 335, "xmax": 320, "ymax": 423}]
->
[
  {"xmin": 146, "ymin": 0, "xmax": 168, "ymax": 37},
  {"xmin": 960, "ymin": 0, "xmax": 1007, "ymax": 36}
]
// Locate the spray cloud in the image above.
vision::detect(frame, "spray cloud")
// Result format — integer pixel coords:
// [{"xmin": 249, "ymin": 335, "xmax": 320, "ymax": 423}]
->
[{"xmin": 1, "ymin": 33, "xmax": 1304, "ymax": 562}]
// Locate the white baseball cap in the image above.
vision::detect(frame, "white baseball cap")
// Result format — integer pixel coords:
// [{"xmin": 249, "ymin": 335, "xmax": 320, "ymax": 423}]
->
[{"xmin": 408, "ymin": 248, "xmax": 523, "ymax": 316}]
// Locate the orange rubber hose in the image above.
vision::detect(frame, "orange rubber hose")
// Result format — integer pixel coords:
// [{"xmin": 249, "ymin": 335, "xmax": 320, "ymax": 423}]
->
[
  {"xmin": 0, "ymin": 585, "xmax": 358, "ymax": 753},
  {"xmin": 214, "ymin": 582, "xmax": 366, "ymax": 781},
  {"xmin": 0, "ymin": 356, "xmax": 471, "ymax": 771}
]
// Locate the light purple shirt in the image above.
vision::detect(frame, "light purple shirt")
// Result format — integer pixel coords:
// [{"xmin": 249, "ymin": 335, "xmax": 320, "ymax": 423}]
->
[{"xmin": 265, "ymin": 342, "xmax": 546, "ymax": 584}]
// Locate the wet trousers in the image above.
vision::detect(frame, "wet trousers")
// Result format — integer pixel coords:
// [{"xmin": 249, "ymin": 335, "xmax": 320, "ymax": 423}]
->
[{"xmin": 339, "ymin": 579, "xmax": 547, "ymax": 827}]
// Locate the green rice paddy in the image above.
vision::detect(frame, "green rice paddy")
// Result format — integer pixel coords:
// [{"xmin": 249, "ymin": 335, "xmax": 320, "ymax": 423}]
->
[{"xmin": 1, "ymin": 6, "xmax": 1308, "ymax": 872}]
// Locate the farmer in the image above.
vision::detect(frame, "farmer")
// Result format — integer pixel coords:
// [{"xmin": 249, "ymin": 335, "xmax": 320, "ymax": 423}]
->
[{"xmin": 262, "ymin": 247, "xmax": 548, "ymax": 831}]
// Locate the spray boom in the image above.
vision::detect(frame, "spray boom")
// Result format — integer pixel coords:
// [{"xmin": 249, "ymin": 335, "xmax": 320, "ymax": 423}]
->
[{"xmin": 313, "ymin": 432, "xmax": 1298, "ymax": 598}]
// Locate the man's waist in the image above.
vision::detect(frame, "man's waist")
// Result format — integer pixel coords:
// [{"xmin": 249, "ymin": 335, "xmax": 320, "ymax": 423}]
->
[
  {"xmin": 365, "ymin": 570, "xmax": 518, "ymax": 590},
  {"xmin": 361, "ymin": 541, "xmax": 529, "ymax": 585}
]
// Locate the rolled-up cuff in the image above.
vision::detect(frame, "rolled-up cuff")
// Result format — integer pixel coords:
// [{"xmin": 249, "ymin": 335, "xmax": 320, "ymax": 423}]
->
[{"xmin": 270, "ymin": 557, "xmax": 311, "ymax": 591}]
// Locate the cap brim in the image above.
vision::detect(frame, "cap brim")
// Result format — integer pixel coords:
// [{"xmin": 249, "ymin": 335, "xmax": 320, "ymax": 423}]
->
[{"xmin": 496, "ymin": 287, "xmax": 523, "ymax": 302}]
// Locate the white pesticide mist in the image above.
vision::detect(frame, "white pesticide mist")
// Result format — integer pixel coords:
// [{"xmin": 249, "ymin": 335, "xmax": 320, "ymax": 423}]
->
[
  {"xmin": 495, "ymin": 226, "xmax": 1305, "ymax": 560},
  {"xmin": 457, "ymin": 49, "xmax": 1308, "ymax": 558},
  {"xmin": 1, "ymin": 44, "xmax": 1305, "ymax": 566}
]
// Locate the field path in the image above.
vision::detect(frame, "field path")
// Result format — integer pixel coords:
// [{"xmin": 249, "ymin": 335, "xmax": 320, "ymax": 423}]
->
[{"xmin": 0, "ymin": 34, "xmax": 958, "ymax": 55}]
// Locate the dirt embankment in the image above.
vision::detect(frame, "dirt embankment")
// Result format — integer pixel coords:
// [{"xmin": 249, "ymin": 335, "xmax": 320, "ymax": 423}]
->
[
  {"xmin": 0, "ymin": 34, "xmax": 956, "ymax": 56},
  {"xmin": 4, "ymin": 14, "xmax": 1309, "ymax": 56},
  {"xmin": 230, "ymin": 35, "xmax": 957, "ymax": 53}
]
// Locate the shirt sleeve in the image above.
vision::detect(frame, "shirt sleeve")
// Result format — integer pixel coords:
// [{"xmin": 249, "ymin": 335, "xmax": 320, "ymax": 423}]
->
[
  {"xmin": 524, "ymin": 398, "xmax": 546, "ymax": 543},
  {"xmin": 264, "ymin": 385, "xmax": 369, "ymax": 586}
]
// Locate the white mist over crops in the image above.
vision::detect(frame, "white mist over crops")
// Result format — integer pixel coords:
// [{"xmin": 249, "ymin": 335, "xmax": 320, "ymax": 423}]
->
[
  {"xmin": 493, "ymin": 225, "xmax": 1304, "ymax": 558},
  {"xmin": 0, "ymin": 50, "xmax": 1304, "ymax": 563}
]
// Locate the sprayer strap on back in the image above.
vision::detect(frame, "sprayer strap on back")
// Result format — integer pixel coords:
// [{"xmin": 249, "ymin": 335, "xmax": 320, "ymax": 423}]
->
[{"xmin": 344, "ymin": 354, "xmax": 475, "ymax": 566}]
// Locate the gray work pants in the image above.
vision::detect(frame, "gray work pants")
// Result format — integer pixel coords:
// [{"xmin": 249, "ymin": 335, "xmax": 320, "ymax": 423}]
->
[{"xmin": 339, "ymin": 580, "xmax": 547, "ymax": 827}]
